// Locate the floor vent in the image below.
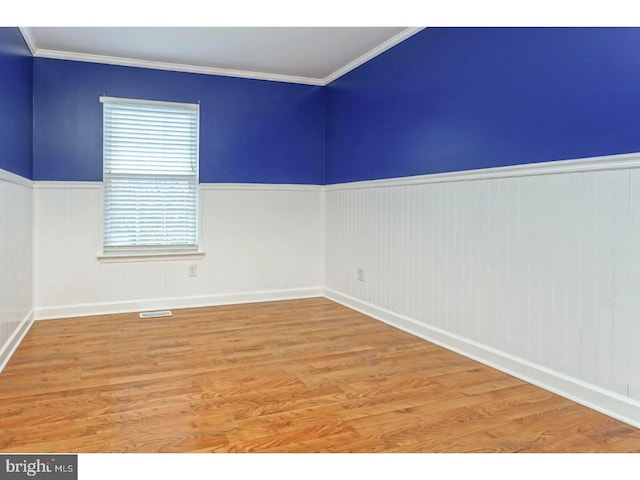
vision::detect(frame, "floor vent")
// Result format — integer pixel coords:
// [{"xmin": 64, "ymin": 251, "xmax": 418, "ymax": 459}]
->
[{"xmin": 139, "ymin": 310, "xmax": 173, "ymax": 319}]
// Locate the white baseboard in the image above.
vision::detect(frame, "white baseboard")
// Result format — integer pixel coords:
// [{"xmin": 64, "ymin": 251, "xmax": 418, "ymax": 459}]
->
[
  {"xmin": 0, "ymin": 310, "xmax": 35, "ymax": 373},
  {"xmin": 323, "ymin": 288, "xmax": 640, "ymax": 429},
  {"xmin": 34, "ymin": 287, "xmax": 324, "ymax": 320}
]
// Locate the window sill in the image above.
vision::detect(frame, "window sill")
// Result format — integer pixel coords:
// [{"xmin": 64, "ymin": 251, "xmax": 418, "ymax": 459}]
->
[{"xmin": 97, "ymin": 250, "xmax": 205, "ymax": 263}]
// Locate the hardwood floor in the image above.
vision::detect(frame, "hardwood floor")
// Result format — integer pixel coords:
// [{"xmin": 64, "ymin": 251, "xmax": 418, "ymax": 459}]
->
[{"xmin": 1, "ymin": 297, "xmax": 639, "ymax": 453}]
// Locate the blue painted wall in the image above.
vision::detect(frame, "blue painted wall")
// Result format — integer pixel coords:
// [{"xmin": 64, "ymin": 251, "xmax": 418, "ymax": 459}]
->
[
  {"xmin": 33, "ymin": 58, "xmax": 325, "ymax": 183},
  {"xmin": 0, "ymin": 28, "xmax": 32, "ymax": 179},
  {"xmin": 325, "ymin": 27, "xmax": 640, "ymax": 183}
]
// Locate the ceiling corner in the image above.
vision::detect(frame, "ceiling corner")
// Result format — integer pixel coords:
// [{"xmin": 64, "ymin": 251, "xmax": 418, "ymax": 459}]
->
[
  {"xmin": 321, "ymin": 27, "xmax": 425, "ymax": 86},
  {"xmin": 18, "ymin": 27, "xmax": 38, "ymax": 56}
]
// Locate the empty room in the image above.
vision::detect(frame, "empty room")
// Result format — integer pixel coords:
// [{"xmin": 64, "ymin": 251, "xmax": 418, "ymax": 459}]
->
[{"xmin": 2, "ymin": 22, "xmax": 640, "ymax": 460}]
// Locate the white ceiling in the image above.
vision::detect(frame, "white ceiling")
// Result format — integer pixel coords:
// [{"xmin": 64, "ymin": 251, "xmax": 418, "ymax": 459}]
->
[{"xmin": 20, "ymin": 27, "xmax": 423, "ymax": 85}]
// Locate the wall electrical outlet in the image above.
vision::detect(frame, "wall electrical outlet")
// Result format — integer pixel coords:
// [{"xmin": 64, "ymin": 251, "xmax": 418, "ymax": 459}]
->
[
  {"xmin": 188, "ymin": 264, "xmax": 197, "ymax": 277},
  {"xmin": 357, "ymin": 267, "xmax": 365, "ymax": 282}
]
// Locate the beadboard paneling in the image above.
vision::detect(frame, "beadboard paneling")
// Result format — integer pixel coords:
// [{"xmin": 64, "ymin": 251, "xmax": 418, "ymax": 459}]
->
[
  {"xmin": 325, "ymin": 164, "xmax": 640, "ymax": 410},
  {"xmin": 33, "ymin": 183, "xmax": 324, "ymax": 318},
  {"xmin": 0, "ymin": 172, "xmax": 33, "ymax": 370},
  {"xmin": 631, "ymin": 171, "xmax": 640, "ymax": 400}
]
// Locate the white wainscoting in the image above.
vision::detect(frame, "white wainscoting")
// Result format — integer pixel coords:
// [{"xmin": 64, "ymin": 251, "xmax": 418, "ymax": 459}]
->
[
  {"xmin": 325, "ymin": 153, "xmax": 640, "ymax": 427},
  {"xmin": 33, "ymin": 183, "xmax": 324, "ymax": 319},
  {"xmin": 0, "ymin": 169, "xmax": 33, "ymax": 372},
  {"xmin": 12, "ymin": 153, "xmax": 640, "ymax": 427}
]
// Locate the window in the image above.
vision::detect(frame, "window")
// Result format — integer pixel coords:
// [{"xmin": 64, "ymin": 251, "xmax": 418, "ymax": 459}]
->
[{"xmin": 101, "ymin": 96, "xmax": 199, "ymax": 257}]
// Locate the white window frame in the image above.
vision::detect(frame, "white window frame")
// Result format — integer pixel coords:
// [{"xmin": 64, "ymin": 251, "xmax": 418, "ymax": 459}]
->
[{"xmin": 98, "ymin": 96, "xmax": 204, "ymax": 262}]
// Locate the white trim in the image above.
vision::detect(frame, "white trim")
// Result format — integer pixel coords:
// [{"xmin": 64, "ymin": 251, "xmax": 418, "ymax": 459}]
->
[
  {"xmin": 22, "ymin": 27, "xmax": 424, "ymax": 86},
  {"xmin": 323, "ymin": 288, "xmax": 640, "ymax": 429},
  {"xmin": 25, "ymin": 152, "xmax": 640, "ymax": 192},
  {"xmin": 0, "ymin": 168, "xmax": 33, "ymax": 188},
  {"xmin": 0, "ymin": 311, "xmax": 35, "ymax": 373},
  {"xmin": 34, "ymin": 181, "xmax": 102, "ymax": 190},
  {"xmin": 18, "ymin": 27, "xmax": 37, "ymax": 56},
  {"xmin": 322, "ymin": 27, "xmax": 425, "ymax": 85},
  {"xmin": 325, "ymin": 151, "xmax": 640, "ymax": 191},
  {"xmin": 32, "ymin": 181, "xmax": 323, "ymax": 192},
  {"xmin": 34, "ymin": 287, "xmax": 323, "ymax": 320},
  {"xmin": 199, "ymin": 183, "xmax": 324, "ymax": 192},
  {"xmin": 97, "ymin": 249, "xmax": 205, "ymax": 263},
  {"xmin": 100, "ymin": 96, "xmax": 199, "ymax": 110},
  {"xmin": 33, "ymin": 49, "xmax": 325, "ymax": 86}
]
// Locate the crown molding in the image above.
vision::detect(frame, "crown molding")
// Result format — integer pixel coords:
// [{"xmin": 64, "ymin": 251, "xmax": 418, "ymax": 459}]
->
[
  {"xmin": 19, "ymin": 26, "xmax": 423, "ymax": 86},
  {"xmin": 321, "ymin": 27, "xmax": 425, "ymax": 85},
  {"xmin": 18, "ymin": 27, "xmax": 37, "ymax": 56},
  {"xmin": 32, "ymin": 49, "xmax": 326, "ymax": 86}
]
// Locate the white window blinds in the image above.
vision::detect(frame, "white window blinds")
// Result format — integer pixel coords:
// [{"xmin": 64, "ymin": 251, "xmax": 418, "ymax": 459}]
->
[{"xmin": 101, "ymin": 96, "xmax": 199, "ymax": 251}]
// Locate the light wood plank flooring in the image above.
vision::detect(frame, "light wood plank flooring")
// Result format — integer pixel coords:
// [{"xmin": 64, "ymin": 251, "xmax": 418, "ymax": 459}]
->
[{"xmin": 1, "ymin": 298, "xmax": 639, "ymax": 452}]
